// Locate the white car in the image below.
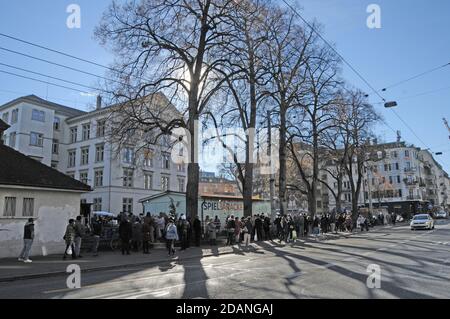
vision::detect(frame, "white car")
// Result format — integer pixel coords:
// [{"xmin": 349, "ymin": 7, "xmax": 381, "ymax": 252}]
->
[
  {"xmin": 410, "ymin": 214, "xmax": 435, "ymax": 230},
  {"xmin": 435, "ymin": 211, "xmax": 448, "ymax": 219}
]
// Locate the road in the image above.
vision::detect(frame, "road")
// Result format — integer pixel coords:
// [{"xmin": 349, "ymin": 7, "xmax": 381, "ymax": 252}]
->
[{"xmin": 1, "ymin": 220, "xmax": 449, "ymax": 299}]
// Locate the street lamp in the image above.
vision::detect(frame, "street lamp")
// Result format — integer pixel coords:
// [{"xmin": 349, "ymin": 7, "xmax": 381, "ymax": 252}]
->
[{"xmin": 384, "ymin": 101, "xmax": 398, "ymax": 108}]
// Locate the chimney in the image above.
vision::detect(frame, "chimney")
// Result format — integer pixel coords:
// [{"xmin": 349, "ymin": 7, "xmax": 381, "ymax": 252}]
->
[
  {"xmin": 96, "ymin": 95, "xmax": 102, "ymax": 110},
  {"xmin": 0, "ymin": 119, "xmax": 10, "ymax": 145}
]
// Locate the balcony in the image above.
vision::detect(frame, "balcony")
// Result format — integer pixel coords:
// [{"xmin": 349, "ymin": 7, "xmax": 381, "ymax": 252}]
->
[
  {"xmin": 403, "ymin": 179, "xmax": 418, "ymax": 186},
  {"xmin": 404, "ymin": 167, "xmax": 417, "ymax": 173}
]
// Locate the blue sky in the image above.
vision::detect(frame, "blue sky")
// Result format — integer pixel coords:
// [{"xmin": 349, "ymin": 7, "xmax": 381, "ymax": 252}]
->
[{"xmin": 0, "ymin": 0, "xmax": 449, "ymax": 171}]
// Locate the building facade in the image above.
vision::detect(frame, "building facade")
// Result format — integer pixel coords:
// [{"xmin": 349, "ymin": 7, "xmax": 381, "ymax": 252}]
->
[
  {"xmin": 326, "ymin": 141, "xmax": 450, "ymax": 215},
  {"xmin": 0, "ymin": 95, "xmax": 187, "ymax": 216}
]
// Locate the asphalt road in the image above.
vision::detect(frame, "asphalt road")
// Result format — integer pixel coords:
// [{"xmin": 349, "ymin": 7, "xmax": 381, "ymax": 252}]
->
[{"xmin": 1, "ymin": 220, "xmax": 449, "ymax": 299}]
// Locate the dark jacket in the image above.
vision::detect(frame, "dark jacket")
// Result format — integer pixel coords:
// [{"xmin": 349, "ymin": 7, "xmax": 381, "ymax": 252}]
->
[
  {"xmin": 119, "ymin": 221, "xmax": 132, "ymax": 241},
  {"xmin": 24, "ymin": 222, "xmax": 34, "ymax": 240},
  {"xmin": 193, "ymin": 218, "xmax": 201, "ymax": 233},
  {"xmin": 92, "ymin": 221, "xmax": 103, "ymax": 236}
]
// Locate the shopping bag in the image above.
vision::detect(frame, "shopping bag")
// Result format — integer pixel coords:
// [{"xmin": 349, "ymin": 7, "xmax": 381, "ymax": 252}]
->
[
  {"xmin": 66, "ymin": 246, "xmax": 72, "ymax": 255},
  {"xmin": 292, "ymin": 230, "xmax": 297, "ymax": 241}
]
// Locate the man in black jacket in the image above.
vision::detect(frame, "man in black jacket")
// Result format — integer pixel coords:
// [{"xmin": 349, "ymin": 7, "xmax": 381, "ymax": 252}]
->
[
  {"xmin": 119, "ymin": 219, "xmax": 132, "ymax": 255},
  {"xmin": 254, "ymin": 215, "xmax": 263, "ymax": 242},
  {"xmin": 193, "ymin": 216, "xmax": 202, "ymax": 246},
  {"xmin": 18, "ymin": 218, "xmax": 35, "ymax": 263}
]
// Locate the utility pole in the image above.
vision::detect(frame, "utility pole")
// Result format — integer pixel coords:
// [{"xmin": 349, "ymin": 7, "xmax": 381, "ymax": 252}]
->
[{"xmin": 268, "ymin": 110, "xmax": 276, "ymax": 221}]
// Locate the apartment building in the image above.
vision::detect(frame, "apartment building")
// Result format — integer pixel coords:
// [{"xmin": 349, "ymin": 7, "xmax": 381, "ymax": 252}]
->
[
  {"xmin": 326, "ymin": 141, "xmax": 450, "ymax": 215},
  {"xmin": 0, "ymin": 95, "xmax": 187, "ymax": 215}
]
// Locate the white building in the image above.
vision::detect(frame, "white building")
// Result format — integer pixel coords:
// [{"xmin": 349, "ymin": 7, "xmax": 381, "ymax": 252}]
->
[
  {"xmin": 0, "ymin": 95, "xmax": 187, "ymax": 216},
  {"xmin": 0, "ymin": 119, "xmax": 91, "ymax": 258},
  {"xmin": 326, "ymin": 141, "xmax": 450, "ymax": 215}
]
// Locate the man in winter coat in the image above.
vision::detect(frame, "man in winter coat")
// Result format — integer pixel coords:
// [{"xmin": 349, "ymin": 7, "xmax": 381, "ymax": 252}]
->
[
  {"xmin": 178, "ymin": 215, "xmax": 190, "ymax": 250},
  {"xmin": 263, "ymin": 215, "xmax": 272, "ymax": 240},
  {"xmin": 119, "ymin": 218, "xmax": 133, "ymax": 255},
  {"xmin": 254, "ymin": 215, "xmax": 263, "ymax": 242},
  {"xmin": 63, "ymin": 219, "xmax": 77, "ymax": 260},
  {"xmin": 74, "ymin": 216, "xmax": 86, "ymax": 258},
  {"xmin": 18, "ymin": 218, "xmax": 35, "ymax": 263},
  {"xmin": 193, "ymin": 215, "xmax": 202, "ymax": 246}
]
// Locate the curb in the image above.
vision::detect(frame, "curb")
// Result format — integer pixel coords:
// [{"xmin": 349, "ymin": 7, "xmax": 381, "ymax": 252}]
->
[{"xmin": 0, "ymin": 246, "xmax": 259, "ymax": 283}]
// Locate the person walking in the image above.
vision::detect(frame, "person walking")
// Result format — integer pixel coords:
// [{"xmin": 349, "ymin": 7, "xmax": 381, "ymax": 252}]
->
[
  {"xmin": 74, "ymin": 216, "xmax": 86, "ymax": 258},
  {"xmin": 165, "ymin": 218, "xmax": 179, "ymax": 256},
  {"xmin": 255, "ymin": 215, "xmax": 263, "ymax": 242},
  {"xmin": 91, "ymin": 217, "xmax": 103, "ymax": 257},
  {"xmin": 63, "ymin": 219, "xmax": 77, "ymax": 260},
  {"xmin": 226, "ymin": 215, "xmax": 236, "ymax": 245},
  {"xmin": 193, "ymin": 215, "xmax": 202, "ymax": 247},
  {"xmin": 178, "ymin": 214, "xmax": 190, "ymax": 251},
  {"xmin": 263, "ymin": 215, "xmax": 272, "ymax": 240},
  {"xmin": 18, "ymin": 218, "xmax": 35, "ymax": 263},
  {"xmin": 234, "ymin": 217, "xmax": 242, "ymax": 244},
  {"xmin": 357, "ymin": 215, "xmax": 365, "ymax": 232},
  {"xmin": 131, "ymin": 218, "xmax": 143, "ymax": 252},
  {"xmin": 243, "ymin": 217, "xmax": 253, "ymax": 248},
  {"xmin": 142, "ymin": 219, "xmax": 151, "ymax": 254},
  {"xmin": 119, "ymin": 218, "xmax": 132, "ymax": 255},
  {"xmin": 207, "ymin": 219, "xmax": 217, "ymax": 245},
  {"xmin": 298, "ymin": 214, "xmax": 305, "ymax": 238}
]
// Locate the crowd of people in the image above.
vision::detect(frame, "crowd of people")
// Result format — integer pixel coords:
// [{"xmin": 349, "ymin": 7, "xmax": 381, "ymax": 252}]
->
[{"xmin": 16, "ymin": 208, "xmax": 402, "ymax": 263}]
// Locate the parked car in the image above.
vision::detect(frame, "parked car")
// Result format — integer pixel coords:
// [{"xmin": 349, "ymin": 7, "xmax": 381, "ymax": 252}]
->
[
  {"xmin": 435, "ymin": 211, "xmax": 448, "ymax": 219},
  {"xmin": 410, "ymin": 214, "xmax": 435, "ymax": 230}
]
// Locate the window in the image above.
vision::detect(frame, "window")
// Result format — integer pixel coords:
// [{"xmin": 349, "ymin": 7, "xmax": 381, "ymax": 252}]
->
[
  {"xmin": 122, "ymin": 198, "xmax": 133, "ymax": 213},
  {"xmin": 399, "ymin": 189, "xmax": 402, "ymax": 198},
  {"xmin": 2, "ymin": 112, "xmax": 8, "ymax": 123},
  {"xmin": 30, "ymin": 132, "xmax": 43, "ymax": 147},
  {"xmin": 93, "ymin": 198, "xmax": 102, "ymax": 211},
  {"xmin": 31, "ymin": 109, "xmax": 45, "ymax": 122},
  {"xmin": 70, "ymin": 127, "xmax": 78, "ymax": 143},
  {"xmin": 395, "ymin": 163, "xmax": 399, "ymax": 170},
  {"xmin": 144, "ymin": 173, "xmax": 153, "ymax": 190},
  {"xmin": 123, "ymin": 169, "xmax": 134, "ymax": 187},
  {"xmin": 143, "ymin": 149, "xmax": 154, "ymax": 167},
  {"xmin": 79, "ymin": 171, "xmax": 89, "ymax": 185},
  {"xmin": 3, "ymin": 197, "xmax": 16, "ymax": 217},
  {"xmin": 161, "ymin": 153, "xmax": 171, "ymax": 170},
  {"xmin": 93, "ymin": 169, "xmax": 103, "ymax": 187},
  {"xmin": 11, "ymin": 109, "xmax": 18, "ymax": 124},
  {"xmin": 177, "ymin": 163, "xmax": 186, "ymax": 172},
  {"xmin": 22, "ymin": 198, "xmax": 34, "ymax": 217},
  {"xmin": 161, "ymin": 176, "xmax": 170, "ymax": 191},
  {"xmin": 81, "ymin": 147, "xmax": 89, "ymax": 165},
  {"xmin": 53, "ymin": 117, "xmax": 60, "ymax": 130},
  {"xmin": 123, "ymin": 147, "xmax": 134, "ymax": 164},
  {"xmin": 9, "ymin": 132, "xmax": 16, "ymax": 147},
  {"xmin": 178, "ymin": 177, "xmax": 185, "ymax": 192},
  {"xmin": 68, "ymin": 150, "xmax": 76, "ymax": 167},
  {"xmin": 389, "ymin": 176, "xmax": 393, "ymax": 184},
  {"xmin": 82, "ymin": 123, "xmax": 90, "ymax": 140},
  {"xmin": 406, "ymin": 162, "xmax": 411, "ymax": 170},
  {"xmin": 52, "ymin": 139, "xmax": 59, "ymax": 154},
  {"xmin": 397, "ymin": 176, "xmax": 401, "ymax": 184},
  {"xmin": 96, "ymin": 119, "xmax": 106, "ymax": 137},
  {"xmin": 405, "ymin": 150, "xmax": 410, "ymax": 157},
  {"xmin": 392, "ymin": 151, "xmax": 398, "ymax": 158},
  {"xmin": 95, "ymin": 144, "xmax": 104, "ymax": 162}
]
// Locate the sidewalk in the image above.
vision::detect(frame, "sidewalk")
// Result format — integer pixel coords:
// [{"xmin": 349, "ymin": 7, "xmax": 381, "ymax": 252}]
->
[
  {"xmin": 0, "ymin": 243, "xmax": 260, "ymax": 283},
  {"xmin": 0, "ymin": 224, "xmax": 404, "ymax": 282}
]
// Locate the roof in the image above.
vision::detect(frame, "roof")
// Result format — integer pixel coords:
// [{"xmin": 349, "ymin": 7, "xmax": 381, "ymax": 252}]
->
[
  {"xmin": 139, "ymin": 191, "xmax": 186, "ymax": 203},
  {"xmin": 0, "ymin": 95, "xmax": 86, "ymax": 117},
  {"xmin": 0, "ymin": 144, "xmax": 91, "ymax": 192}
]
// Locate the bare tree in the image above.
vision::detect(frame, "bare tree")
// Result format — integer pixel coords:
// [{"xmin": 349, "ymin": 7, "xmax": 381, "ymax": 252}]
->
[
  {"xmin": 264, "ymin": 7, "xmax": 317, "ymax": 215},
  {"xmin": 95, "ymin": 0, "xmax": 236, "ymax": 217},
  {"xmin": 286, "ymin": 44, "xmax": 341, "ymax": 218},
  {"xmin": 340, "ymin": 89, "xmax": 381, "ymax": 223}
]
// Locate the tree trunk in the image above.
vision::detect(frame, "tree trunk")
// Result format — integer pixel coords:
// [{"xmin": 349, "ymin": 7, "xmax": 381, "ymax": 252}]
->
[
  {"xmin": 278, "ymin": 101, "xmax": 287, "ymax": 215},
  {"xmin": 186, "ymin": 94, "xmax": 199, "ymax": 219},
  {"xmin": 243, "ymin": 163, "xmax": 253, "ymax": 217}
]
